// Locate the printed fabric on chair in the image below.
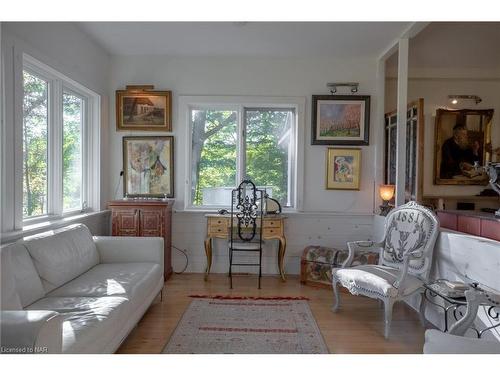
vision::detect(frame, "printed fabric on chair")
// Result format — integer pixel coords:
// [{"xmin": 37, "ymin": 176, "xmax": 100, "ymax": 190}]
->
[
  {"xmin": 331, "ymin": 201, "xmax": 439, "ymax": 338},
  {"xmin": 228, "ymin": 180, "xmax": 265, "ymax": 289}
]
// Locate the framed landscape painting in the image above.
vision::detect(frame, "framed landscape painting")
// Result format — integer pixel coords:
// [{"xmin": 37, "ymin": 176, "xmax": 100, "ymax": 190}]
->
[
  {"xmin": 312, "ymin": 95, "xmax": 370, "ymax": 145},
  {"xmin": 123, "ymin": 136, "xmax": 174, "ymax": 198},
  {"xmin": 116, "ymin": 90, "xmax": 172, "ymax": 131},
  {"xmin": 326, "ymin": 148, "xmax": 361, "ymax": 190}
]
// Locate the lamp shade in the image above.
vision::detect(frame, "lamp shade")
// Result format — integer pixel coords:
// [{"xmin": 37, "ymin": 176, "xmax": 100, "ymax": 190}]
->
[{"xmin": 379, "ymin": 184, "xmax": 395, "ymax": 201}]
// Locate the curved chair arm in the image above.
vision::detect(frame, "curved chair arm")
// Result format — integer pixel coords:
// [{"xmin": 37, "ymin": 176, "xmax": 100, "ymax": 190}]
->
[
  {"xmin": 393, "ymin": 251, "xmax": 423, "ymax": 290},
  {"xmin": 449, "ymin": 288, "xmax": 500, "ymax": 336},
  {"xmin": 343, "ymin": 240, "xmax": 383, "ymax": 268}
]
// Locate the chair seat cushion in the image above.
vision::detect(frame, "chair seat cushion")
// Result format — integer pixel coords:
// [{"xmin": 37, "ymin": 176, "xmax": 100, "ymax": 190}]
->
[
  {"xmin": 46, "ymin": 263, "xmax": 162, "ymax": 300},
  {"xmin": 27, "ymin": 296, "xmax": 128, "ymax": 353},
  {"xmin": 333, "ymin": 264, "xmax": 423, "ymax": 298}
]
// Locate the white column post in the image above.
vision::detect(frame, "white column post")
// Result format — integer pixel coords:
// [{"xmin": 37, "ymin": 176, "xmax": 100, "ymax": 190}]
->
[
  {"xmin": 374, "ymin": 57, "xmax": 386, "ymax": 213},
  {"xmin": 395, "ymin": 38, "xmax": 409, "ymax": 206}
]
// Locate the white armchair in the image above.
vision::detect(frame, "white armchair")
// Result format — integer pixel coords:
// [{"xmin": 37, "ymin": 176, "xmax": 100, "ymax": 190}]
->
[{"xmin": 332, "ymin": 201, "xmax": 439, "ymax": 338}]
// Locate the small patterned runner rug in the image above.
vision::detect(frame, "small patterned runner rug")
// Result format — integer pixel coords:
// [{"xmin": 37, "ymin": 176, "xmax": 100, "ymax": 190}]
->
[{"xmin": 162, "ymin": 296, "xmax": 328, "ymax": 354}]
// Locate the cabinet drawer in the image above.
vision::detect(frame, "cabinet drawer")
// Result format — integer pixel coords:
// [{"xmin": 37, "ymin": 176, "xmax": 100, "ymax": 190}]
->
[
  {"xmin": 209, "ymin": 217, "xmax": 229, "ymax": 226},
  {"xmin": 209, "ymin": 225, "xmax": 228, "ymax": 236},
  {"xmin": 457, "ymin": 216, "xmax": 481, "ymax": 236},
  {"xmin": 263, "ymin": 227, "xmax": 281, "ymax": 237},
  {"xmin": 263, "ymin": 219, "xmax": 281, "ymax": 228}
]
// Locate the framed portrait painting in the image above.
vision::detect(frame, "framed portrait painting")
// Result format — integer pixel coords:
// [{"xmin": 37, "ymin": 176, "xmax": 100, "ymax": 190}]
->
[
  {"xmin": 326, "ymin": 148, "xmax": 361, "ymax": 190},
  {"xmin": 123, "ymin": 136, "xmax": 174, "ymax": 198},
  {"xmin": 434, "ymin": 108, "xmax": 493, "ymax": 185},
  {"xmin": 312, "ymin": 95, "xmax": 370, "ymax": 145},
  {"xmin": 116, "ymin": 89, "xmax": 172, "ymax": 131}
]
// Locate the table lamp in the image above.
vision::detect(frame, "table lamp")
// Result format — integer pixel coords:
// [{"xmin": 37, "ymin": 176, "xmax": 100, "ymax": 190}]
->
[{"xmin": 379, "ymin": 184, "xmax": 395, "ymax": 216}]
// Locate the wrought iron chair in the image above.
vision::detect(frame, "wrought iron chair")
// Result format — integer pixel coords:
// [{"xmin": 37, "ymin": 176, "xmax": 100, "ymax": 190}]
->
[
  {"xmin": 229, "ymin": 180, "xmax": 264, "ymax": 289},
  {"xmin": 332, "ymin": 201, "xmax": 439, "ymax": 338}
]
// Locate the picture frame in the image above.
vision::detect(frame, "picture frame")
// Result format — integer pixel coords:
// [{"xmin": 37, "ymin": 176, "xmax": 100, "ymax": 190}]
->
[
  {"xmin": 123, "ymin": 136, "xmax": 174, "ymax": 198},
  {"xmin": 434, "ymin": 108, "xmax": 493, "ymax": 185},
  {"xmin": 116, "ymin": 89, "xmax": 172, "ymax": 131},
  {"xmin": 326, "ymin": 148, "xmax": 361, "ymax": 190},
  {"xmin": 312, "ymin": 95, "xmax": 370, "ymax": 145}
]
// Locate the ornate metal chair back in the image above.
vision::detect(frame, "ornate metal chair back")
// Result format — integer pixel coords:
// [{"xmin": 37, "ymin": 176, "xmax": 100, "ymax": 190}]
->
[
  {"xmin": 381, "ymin": 201, "xmax": 439, "ymax": 281},
  {"xmin": 230, "ymin": 180, "xmax": 264, "ymax": 243}
]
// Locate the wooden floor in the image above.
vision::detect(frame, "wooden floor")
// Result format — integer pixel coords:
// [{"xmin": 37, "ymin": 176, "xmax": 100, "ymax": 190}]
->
[{"xmin": 117, "ymin": 273, "xmax": 426, "ymax": 354}]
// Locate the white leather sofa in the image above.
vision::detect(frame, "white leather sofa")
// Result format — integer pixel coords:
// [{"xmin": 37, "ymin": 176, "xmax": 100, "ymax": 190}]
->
[{"xmin": 0, "ymin": 224, "xmax": 164, "ymax": 354}]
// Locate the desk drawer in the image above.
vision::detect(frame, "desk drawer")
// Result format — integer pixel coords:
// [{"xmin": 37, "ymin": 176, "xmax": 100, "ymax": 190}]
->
[
  {"xmin": 263, "ymin": 227, "xmax": 281, "ymax": 237},
  {"xmin": 263, "ymin": 219, "xmax": 281, "ymax": 228},
  {"xmin": 209, "ymin": 225, "xmax": 228, "ymax": 236},
  {"xmin": 209, "ymin": 217, "xmax": 229, "ymax": 226}
]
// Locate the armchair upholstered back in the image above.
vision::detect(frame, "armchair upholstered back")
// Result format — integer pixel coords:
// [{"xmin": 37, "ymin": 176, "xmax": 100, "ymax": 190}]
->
[{"xmin": 381, "ymin": 201, "xmax": 439, "ymax": 281}]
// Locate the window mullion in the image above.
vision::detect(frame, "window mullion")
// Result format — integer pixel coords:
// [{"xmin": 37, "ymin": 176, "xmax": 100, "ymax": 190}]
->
[
  {"xmin": 237, "ymin": 105, "xmax": 245, "ymax": 183},
  {"xmin": 50, "ymin": 79, "xmax": 63, "ymax": 216}
]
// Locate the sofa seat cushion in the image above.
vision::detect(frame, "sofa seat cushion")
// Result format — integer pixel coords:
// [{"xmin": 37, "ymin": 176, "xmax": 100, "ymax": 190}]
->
[
  {"xmin": 23, "ymin": 224, "xmax": 99, "ymax": 293},
  {"xmin": 47, "ymin": 263, "xmax": 162, "ymax": 299},
  {"xmin": 27, "ymin": 296, "xmax": 129, "ymax": 354},
  {"xmin": 333, "ymin": 264, "xmax": 423, "ymax": 298}
]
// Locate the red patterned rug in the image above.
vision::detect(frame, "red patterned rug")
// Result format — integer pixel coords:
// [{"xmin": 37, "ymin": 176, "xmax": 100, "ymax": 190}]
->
[{"xmin": 162, "ymin": 296, "xmax": 328, "ymax": 354}]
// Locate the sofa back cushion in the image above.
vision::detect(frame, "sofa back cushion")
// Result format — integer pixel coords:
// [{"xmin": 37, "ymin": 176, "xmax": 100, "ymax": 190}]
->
[
  {"xmin": 0, "ymin": 243, "xmax": 46, "ymax": 308},
  {"xmin": 23, "ymin": 224, "xmax": 99, "ymax": 293}
]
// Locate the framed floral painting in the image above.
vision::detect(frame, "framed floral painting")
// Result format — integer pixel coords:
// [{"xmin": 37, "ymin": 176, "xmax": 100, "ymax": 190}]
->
[
  {"xmin": 326, "ymin": 148, "xmax": 361, "ymax": 190},
  {"xmin": 312, "ymin": 95, "xmax": 370, "ymax": 145},
  {"xmin": 123, "ymin": 136, "xmax": 174, "ymax": 197}
]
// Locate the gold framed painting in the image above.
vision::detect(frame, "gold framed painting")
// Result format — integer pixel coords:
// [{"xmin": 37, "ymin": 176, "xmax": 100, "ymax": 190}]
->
[
  {"xmin": 123, "ymin": 136, "xmax": 174, "ymax": 198},
  {"xmin": 434, "ymin": 108, "xmax": 493, "ymax": 185},
  {"xmin": 116, "ymin": 89, "xmax": 172, "ymax": 131},
  {"xmin": 326, "ymin": 148, "xmax": 361, "ymax": 190}
]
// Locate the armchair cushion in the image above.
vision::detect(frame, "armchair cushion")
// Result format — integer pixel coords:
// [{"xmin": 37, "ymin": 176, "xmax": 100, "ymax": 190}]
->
[{"xmin": 333, "ymin": 264, "xmax": 423, "ymax": 298}]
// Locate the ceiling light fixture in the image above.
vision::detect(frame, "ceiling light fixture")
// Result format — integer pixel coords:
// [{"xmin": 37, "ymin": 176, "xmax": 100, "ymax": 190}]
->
[
  {"xmin": 327, "ymin": 82, "xmax": 359, "ymax": 94},
  {"xmin": 448, "ymin": 95, "xmax": 482, "ymax": 105}
]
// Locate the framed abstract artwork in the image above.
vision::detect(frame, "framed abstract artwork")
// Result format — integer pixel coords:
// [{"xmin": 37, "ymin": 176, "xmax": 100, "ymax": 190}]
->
[
  {"xmin": 312, "ymin": 95, "xmax": 370, "ymax": 145},
  {"xmin": 326, "ymin": 148, "xmax": 361, "ymax": 190},
  {"xmin": 116, "ymin": 88, "xmax": 172, "ymax": 131},
  {"xmin": 123, "ymin": 136, "xmax": 174, "ymax": 198}
]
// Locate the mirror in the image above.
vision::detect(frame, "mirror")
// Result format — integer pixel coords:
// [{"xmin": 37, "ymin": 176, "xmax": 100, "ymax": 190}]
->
[{"xmin": 434, "ymin": 108, "xmax": 493, "ymax": 185}]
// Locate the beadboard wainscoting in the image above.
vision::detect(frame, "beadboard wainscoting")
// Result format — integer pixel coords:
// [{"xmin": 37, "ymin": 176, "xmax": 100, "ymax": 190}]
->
[{"xmin": 171, "ymin": 211, "xmax": 374, "ymax": 275}]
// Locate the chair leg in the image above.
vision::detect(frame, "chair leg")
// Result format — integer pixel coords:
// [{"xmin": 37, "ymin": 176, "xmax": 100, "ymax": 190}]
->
[
  {"xmin": 383, "ymin": 299, "xmax": 395, "ymax": 339},
  {"xmin": 229, "ymin": 248, "xmax": 233, "ymax": 289},
  {"xmin": 332, "ymin": 279, "xmax": 341, "ymax": 312},
  {"xmin": 258, "ymin": 249, "xmax": 262, "ymax": 289}
]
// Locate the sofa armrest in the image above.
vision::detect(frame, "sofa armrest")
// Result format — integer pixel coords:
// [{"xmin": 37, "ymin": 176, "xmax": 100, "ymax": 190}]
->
[
  {"xmin": 1, "ymin": 310, "xmax": 63, "ymax": 354},
  {"xmin": 93, "ymin": 236, "xmax": 164, "ymax": 267}
]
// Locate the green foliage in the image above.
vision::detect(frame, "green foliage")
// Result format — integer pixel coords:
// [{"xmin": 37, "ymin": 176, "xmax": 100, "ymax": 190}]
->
[{"xmin": 192, "ymin": 109, "xmax": 291, "ymax": 206}]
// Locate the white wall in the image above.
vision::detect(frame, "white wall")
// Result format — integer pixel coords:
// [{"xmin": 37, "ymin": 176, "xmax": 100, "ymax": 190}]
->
[
  {"xmin": 108, "ymin": 55, "xmax": 382, "ymax": 274},
  {"xmin": 385, "ymin": 77, "xmax": 500, "ymax": 198},
  {"xmin": 0, "ymin": 22, "xmax": 111, "ymax": 235}
]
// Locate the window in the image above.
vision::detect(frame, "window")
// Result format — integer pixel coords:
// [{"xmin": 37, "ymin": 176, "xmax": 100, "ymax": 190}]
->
[
  {"xmin": 19, "ymin": 54, "xmax": 100, "ymax": 223},
  {"xmin": 186, "ymin": 97, "xmax": 304, "ymax": 210}
]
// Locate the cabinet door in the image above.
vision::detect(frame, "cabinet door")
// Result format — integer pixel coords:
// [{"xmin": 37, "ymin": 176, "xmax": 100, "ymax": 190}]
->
[
  {"xmin": 112, "ymin": 208, "xmax": 140, "ymax": 236},
  {"xmin": 140, "ymin": 208, "xmax": 164, "ymax": 237}
]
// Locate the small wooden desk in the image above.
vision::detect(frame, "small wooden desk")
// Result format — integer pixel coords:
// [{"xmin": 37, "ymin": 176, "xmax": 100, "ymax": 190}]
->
[{"xmin": 204, "ymin": 214, "xmax": 287, "ymax": 281}]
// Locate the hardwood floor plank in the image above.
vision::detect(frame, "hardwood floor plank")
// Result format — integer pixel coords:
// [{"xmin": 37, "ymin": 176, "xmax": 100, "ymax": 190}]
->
[{"xmin": 117, "ymin": 273, "xmax": 426, "ymax": 354}]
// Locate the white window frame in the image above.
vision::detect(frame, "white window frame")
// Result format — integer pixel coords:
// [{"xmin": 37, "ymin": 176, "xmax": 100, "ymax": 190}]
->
[
  {"xmin": 180, "ymin": 96, "xmax": 305, "ymax": 212},
  {"xmin": 14, "ymin": 53, "xmax": 100, "ymax": 227}
]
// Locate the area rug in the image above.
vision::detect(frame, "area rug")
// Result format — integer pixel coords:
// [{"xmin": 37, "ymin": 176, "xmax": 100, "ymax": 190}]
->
[{"xmin": 162, "ymin": 296, "xmax": 328, "ymax": 354}]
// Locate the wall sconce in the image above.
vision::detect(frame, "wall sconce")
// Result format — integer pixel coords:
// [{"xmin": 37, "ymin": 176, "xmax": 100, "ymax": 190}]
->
[
  {"xmin": 327, "ymin": 82, "xmax": 359, "ymax": 94},
  {"xmin": 379, "ymin": 184, "xmax": 395, "ymax": 216},
  {"xmin": 448, "ymin": 95, "xmax": 482, "ymax": 105}
]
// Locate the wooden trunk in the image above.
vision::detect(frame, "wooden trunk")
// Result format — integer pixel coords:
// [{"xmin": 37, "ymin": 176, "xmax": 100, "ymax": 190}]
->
[{"xmin": 108, "ymin": 200, "xmax": 174, "ymax": 280}]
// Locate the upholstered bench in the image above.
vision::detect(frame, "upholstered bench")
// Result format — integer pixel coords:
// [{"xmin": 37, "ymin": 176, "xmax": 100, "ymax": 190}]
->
[{"xmin": 300, "ymin": 246, "xmax": 378, "ymax": 289}]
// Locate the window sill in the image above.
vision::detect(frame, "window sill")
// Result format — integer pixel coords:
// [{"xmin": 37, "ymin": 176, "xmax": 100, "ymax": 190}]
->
[{"xmin": 1, "ymin": 210, "xmax": 110, "ymax": 244}]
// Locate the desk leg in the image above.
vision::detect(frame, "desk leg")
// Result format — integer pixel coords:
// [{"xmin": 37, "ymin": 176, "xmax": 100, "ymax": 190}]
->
[
  {"xmin": 204, "ymin": 237, "xmax": 212, "ymax": 281},
  {"xmin": 278, "ymin": 236, "xmax": 287, "ymax": 281}
]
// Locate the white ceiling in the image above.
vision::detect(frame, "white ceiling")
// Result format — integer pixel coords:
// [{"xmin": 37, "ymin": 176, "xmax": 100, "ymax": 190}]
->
[
  {"xmin": 386, "ymin": 22, "xmax": 500, "ymax": 71},
  {"xmin": 77, "ymin": 22, "xmax": 411, "ymax": 58}
]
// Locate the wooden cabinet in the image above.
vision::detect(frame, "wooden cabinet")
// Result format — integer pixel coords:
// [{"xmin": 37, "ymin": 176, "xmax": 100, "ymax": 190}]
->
[{"xmin": 108, "ymin": 200, "xmax": 174, "ymax": 280}]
